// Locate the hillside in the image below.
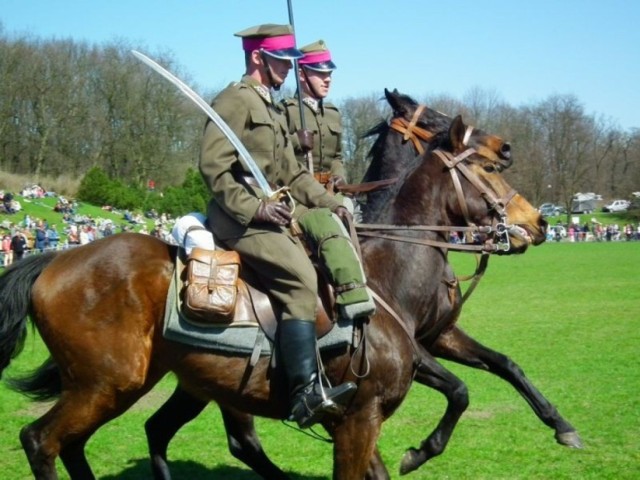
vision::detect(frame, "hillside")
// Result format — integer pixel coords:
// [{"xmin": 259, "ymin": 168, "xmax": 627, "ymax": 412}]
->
[{"xmin": 1, "ymin": 193, "xmax": 167, "ymax": 266}]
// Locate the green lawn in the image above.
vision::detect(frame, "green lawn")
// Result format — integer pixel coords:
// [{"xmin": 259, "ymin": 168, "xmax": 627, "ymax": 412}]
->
[{"xmin": 1, "ymin": 241, "xmax": 638, "ymax": 479}]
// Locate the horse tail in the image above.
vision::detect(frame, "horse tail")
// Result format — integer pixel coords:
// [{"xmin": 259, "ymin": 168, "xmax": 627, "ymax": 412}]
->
[
  {"xmin": 0, "ymin": 252, "xmax": 57, "ymax": 377},
  {"xmin": 6, "ymin": 357, "xmax": 62, "ymax": 400}
]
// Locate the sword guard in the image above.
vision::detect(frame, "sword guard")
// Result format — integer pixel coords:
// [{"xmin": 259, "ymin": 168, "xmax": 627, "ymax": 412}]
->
[{"xmin": 269, "ymin": 186, "xmax": 290, "ymax": 202}]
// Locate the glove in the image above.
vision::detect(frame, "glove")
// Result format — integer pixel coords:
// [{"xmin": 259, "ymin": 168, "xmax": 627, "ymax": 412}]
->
[
  {"xmin": 328, "ymin": 175, "xmax": 347, "ymax": 188},
  {"xmin": 333, "ymin": 206, "xmax": 353, "ymax": 224},
  {"xmin": 296, "ymin": 129, "xmax": 314, "ymax": 153},
  {"xmin": 253, "ymin": 200, "xmax": 292, "ymax": 226}
]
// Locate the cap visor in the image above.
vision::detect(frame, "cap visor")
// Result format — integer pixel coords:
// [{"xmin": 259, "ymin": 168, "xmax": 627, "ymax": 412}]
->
[
  {"xmin": 262, "ymin": 48, "xmax": 303, "ymax": 60},
  {"xmin": 301, "ymin": 60, "xmax": 337, "ymax": 72}
]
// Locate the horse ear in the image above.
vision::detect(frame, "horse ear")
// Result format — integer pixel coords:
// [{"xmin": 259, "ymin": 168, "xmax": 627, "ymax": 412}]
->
[
  {"xmin": 385, "ymin": 88, "xmax": 403, "ymax": 113},
  {"xmin": 448, "ymin": 115, "xmax": 467, "ymax": 151},
  {"xmin": 385, "ymin": 89, "xmax": 418, "ymax": 117}
]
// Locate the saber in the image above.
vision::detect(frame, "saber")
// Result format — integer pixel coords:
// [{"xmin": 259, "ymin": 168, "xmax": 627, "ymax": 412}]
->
[{"xmin": 131, "ymin": 50, "xmax": 276, "ymax": 198}]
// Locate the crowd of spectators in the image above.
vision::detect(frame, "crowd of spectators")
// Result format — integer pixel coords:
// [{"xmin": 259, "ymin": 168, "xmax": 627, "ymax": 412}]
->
[
  {"xmin": 4, "ymin": 186, "xmax": 638, "ymax": 269},
  {"xmin": 547, "ymin": 220, "xmax": 640, "ymax": 242},
  {"xmin": 1, "ymin": 188, "xmax": 175, "ymax": 268}
]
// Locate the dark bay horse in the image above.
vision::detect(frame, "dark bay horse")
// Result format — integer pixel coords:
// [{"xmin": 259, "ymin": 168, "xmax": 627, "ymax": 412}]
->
[
  {"xmin": 143, "ymin": 90, "xmax": 581, "ymax": 479},
  {"xmin": 0, "ymin": 115, "xmax": 546, "ymax": 479},
  {"xmin": 359, "ymin": 89, "xmax": 582, "ymax": 475}
]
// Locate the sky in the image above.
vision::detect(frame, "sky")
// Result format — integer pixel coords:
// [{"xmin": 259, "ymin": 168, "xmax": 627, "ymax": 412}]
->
[{"xmin": 2, "ymin": 0, "xmax": 639, "ymax": 130}]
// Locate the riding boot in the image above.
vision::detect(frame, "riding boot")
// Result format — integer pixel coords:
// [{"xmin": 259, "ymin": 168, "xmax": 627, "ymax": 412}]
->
[{"xmin": 279, "ymin": 319, "xmax": 357, "ymax": 428}]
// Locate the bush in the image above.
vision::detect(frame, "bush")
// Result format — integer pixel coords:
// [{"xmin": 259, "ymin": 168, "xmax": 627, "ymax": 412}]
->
[
  {"xmin": 77, "ymin": 167, "xmax": 114, "ymax": 206},
  {"xmin": 76, "ymin": 166, "xmax": 209, "ymax": 217}
]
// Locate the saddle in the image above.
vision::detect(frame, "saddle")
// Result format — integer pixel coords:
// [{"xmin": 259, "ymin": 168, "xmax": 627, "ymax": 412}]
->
[{"xmin": 178, "ymin": 247, "xmax": 337, "ymax": 343}]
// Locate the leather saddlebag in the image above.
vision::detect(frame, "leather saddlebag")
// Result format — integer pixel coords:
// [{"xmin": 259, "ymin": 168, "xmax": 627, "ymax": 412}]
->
[{"xmin": 181, "ymin": 247, "xmax": 241, "ymax": 323}]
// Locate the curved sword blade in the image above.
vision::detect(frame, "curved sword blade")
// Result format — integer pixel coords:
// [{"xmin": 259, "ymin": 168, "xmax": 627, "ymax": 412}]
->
[{"xmin": 131, "ymin": 50, "xmax": 274, "ymax": 198}]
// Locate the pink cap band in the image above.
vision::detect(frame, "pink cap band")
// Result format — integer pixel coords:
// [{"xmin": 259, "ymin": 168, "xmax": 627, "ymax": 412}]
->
[
  {"xmin": 242, "ymin": 34, "xmax": 296, "ymax": 52},
  {"xmin": 299, "ymin": 50, "xmax": 332, "ymax": 65}
]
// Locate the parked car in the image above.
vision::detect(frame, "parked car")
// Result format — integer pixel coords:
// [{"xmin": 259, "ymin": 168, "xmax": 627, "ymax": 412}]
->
[
  {"xmin": 602, "ymin": 199, "xmax": 630, "ymax": 213},
  {"xmin": 539, "ymin": 203, "xmax": 564, "ymax": 217}
]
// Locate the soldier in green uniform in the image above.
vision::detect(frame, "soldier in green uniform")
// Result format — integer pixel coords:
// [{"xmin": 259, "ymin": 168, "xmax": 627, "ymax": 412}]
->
[
  {"xmin": 282, "ymin": 40, "xmax": 346, "ymax": 187},
  {"xmin": 199, "ymin": 24, "xmax": 361, "ymax": 428}
]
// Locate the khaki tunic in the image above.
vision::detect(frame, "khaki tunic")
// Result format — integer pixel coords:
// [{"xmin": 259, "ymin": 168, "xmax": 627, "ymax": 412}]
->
[
  {"xmin": 282, "ymin": 98, "xmax": 346, "ymax": 179},
  {"xmin": 200, "ymin": 75, "xmax": 341, "ymax": 320}
]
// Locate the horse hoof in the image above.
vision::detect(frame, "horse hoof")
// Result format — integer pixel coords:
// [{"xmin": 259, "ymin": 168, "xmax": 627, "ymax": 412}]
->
[
  {"xmin": 556, "ymin": 431, "xmax": 584, "ymax": 449},
  {"xmin": 399, "ymin": 448, "xmax": 422, "ymax": 476}
]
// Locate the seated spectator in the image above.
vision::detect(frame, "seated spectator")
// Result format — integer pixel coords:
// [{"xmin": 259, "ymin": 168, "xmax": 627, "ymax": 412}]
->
[
  {"xmin": 79, "ymin": 226, "xmax": 91, "ymax": 245},
  {"xmin": 2, "ymin": 192, "xmax": 15, "ymax": 214},
  {"xmin": 67, "ymin": 225, "xmax": 80, "ymax": 246},
  {"xmin": 102, "ymin": 221, "xmax": 114, "ymax": 237}
]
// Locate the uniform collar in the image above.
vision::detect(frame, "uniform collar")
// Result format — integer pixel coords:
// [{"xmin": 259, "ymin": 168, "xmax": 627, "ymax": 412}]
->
[
  {"xmin": 241, "ymin": 75, "xmax": 272, "ymax": 104},
  {"xmin": 302, "ymin": 96, "xmax": 321, "ymax": 113}
]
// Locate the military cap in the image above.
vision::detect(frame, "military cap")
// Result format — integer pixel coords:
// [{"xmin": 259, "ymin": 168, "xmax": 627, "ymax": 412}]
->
[
  {"xmin": 298, "ymin": 40, "xmax": 337, "ymax": 72},
  {"xmin": 234, "ymin": 23, "xmax": 303, "ymax": 60}
]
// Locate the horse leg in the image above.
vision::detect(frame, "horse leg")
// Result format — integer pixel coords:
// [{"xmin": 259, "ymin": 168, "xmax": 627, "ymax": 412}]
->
[
  {"xmin": 59, "ymin": 439, "xmax": 92, "ymax": 479},
  {"xmin": 331, "ymin": 405, "xmax": 382, "ymax": 480},
  {"xmin": 220, "ymin": 407, "xmax": 289, "ymax": 480},
  {"xmin": 398, "ymin": 346, "xmax": 469, "ymax": 475},
  {"xmin": 432, "ymin": 326, "xmax": 583, "ymax": 448},
  {"xmin": 145, "ymin": 385, "xmax": 288, "ymax": 480},
  {"xmin": 20, "ymin": 389, "xmax": 145, "ymax": 479},
  {"xmin": 220, "ymin": 406, "xmax": 290, "ymax": 480},
  {"xmin": 364, "ymin": 447, "xmax": 390, "ymax": 480},
  {"xmin": 145, "ymin": 385, "xmax": 208, "ymax": 480}
]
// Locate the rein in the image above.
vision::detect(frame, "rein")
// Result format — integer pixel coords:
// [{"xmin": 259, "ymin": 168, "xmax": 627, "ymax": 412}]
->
[
  {"xmin": 356, "ymin": 144, "xmax": 523, "ymax": 318},
  {"xmin": 356, "ymin": 148, "xmax": 520, "ymax": 255}
]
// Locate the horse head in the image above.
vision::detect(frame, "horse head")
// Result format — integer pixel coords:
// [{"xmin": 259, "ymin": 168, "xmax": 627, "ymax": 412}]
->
[
  {"xmin": 362, "ymin": 89, "xmax": 514, "ymax": 223},
  {"xmin": 382, "ymin": 114, "xmax": 546, "ymax": 254}
]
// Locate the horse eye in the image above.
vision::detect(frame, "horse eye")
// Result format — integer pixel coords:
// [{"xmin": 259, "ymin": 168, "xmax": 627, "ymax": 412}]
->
[{"xmin": 483, "ymin": 165, "xmax": 497, "ymax": 173}]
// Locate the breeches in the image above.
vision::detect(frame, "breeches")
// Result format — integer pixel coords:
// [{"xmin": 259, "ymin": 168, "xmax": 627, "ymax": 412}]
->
[{"xmin": 223, "ymin": 231, "xmax": 318, "ymax": 320}]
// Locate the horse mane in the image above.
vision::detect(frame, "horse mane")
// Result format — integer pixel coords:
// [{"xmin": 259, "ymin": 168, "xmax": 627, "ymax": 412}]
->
[
  {"xmin": 360, "ymin": 107, "xmax": 454, "ymax": 223},
  {"xmin": 361, "ymin": 120, "xmax": 392, "ymax": 183}
]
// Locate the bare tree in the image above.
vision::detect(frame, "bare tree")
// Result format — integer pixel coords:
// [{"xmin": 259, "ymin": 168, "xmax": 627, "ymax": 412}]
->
[
  {"xmin": 339, "ymin": 92, "xmax": 389, "ymax": 182},
  {"xmin": 1, "ymin": 29, "xmax": 637, "ymax": 202}
]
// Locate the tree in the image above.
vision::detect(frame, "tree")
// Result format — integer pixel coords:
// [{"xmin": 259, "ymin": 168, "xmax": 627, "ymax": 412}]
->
[{"xmin": 339, "ymin": 93, "xmax": 389, "ymax": 182}]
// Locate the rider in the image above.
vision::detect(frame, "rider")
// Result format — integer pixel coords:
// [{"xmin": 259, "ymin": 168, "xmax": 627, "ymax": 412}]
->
[
  {"xmin": 199, "ymin": 24, "xmax": 362, "ymax": 428},
  {"xmin": 282, "ymin": 40, "xmax": 346, "ymax": 187}
]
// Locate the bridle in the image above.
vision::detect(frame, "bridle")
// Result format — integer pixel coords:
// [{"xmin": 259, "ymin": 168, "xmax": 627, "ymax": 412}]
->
[
  {"xmin": 356, "ymin": 148, "xmax": 521, "ymax": 252},
  {"xmin": 355, "ymin": 107, "xmax": 529, "ymax": 305}
]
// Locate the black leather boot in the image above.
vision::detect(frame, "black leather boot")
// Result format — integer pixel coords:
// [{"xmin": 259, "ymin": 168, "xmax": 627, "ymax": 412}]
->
[{"xmin": 279, "ymin": 319, "xmax": 357, "ymax": 428}]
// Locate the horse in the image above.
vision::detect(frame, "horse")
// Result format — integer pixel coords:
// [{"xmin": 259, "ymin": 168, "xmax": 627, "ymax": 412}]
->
[
  {"xmin": 142, "ymin": 89, "xmax": 581, "ymax": 479},
  {"xmin": 0, "ymin": 114, "xmax": 546, "ymax": 480}
]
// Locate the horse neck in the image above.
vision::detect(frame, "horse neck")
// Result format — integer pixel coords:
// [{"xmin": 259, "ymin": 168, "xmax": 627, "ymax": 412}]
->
[
  {"xmin": 362, "ymin": 154, "xmax": 457, "ymax": 330},
  {"xmin": 362, "ymin": 129, "xmax": 422, "ymax": 223},
  {"xmin": 362, "ymin": 231, "xmax": 451, "ymax": 335}
]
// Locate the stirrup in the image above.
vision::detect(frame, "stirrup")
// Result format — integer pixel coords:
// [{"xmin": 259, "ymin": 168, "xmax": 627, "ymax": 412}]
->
[{"xmin": 289, "ymin": 381, "xmax": 357, "ymax": 428}]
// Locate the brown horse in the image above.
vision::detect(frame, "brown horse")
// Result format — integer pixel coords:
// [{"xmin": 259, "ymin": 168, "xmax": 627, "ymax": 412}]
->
[
  {"xmin": 0, "ymin": 114, "xmax": 545, "ymax": 479},
  {"xmin": 143, "ymin": 90, "xmax": 581, "ymax": 479}
]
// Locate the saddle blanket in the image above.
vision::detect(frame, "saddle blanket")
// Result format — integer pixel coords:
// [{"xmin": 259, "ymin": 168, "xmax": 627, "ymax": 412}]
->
[{"xmin": 163, "ymin": 265, "xmax": 354, "ymax": 356}]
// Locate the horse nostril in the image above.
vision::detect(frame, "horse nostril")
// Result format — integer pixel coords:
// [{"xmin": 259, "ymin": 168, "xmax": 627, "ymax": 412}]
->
[{"xmin": 500, "ymin": 143, "xmax": 511, "ymax": 160}]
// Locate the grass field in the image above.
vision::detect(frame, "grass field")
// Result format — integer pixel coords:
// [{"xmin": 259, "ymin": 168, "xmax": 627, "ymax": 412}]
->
[{"xmin": 1, "ymin": 241, "xmax": 638, "ymax": 479}]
